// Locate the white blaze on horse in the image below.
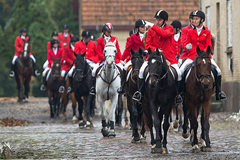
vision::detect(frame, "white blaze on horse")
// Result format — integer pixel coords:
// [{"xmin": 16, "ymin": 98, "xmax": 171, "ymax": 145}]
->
[{"xmin": 96, "ymin": 42, "xmax": 121, "ymax": 137}]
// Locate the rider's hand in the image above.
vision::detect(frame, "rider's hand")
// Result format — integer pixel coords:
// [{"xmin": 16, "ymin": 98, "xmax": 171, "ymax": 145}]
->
[
  {"xmin": 145, "ymin": 21, "xmax": 154, "ymax": 28},
  {"xmin": 186, "ymin": 43, "xmax": 192, "ymax": 50}
]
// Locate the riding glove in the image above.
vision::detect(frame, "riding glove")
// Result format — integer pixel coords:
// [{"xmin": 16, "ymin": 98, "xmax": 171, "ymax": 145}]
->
[
  {"xmin": 186, "ymin": 43, "xmax": 192, "ymax": 50},
  {"xmin": 145, "ymin": 21, "xmax": 154, "ymax": 28}
]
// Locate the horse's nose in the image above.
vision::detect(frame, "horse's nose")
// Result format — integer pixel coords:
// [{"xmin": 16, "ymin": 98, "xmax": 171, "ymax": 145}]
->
[
  {"xmin": 107, "ymin": 60, "xmax": 112, "ymax": 65},
  {"xmin": 202, "ymin": 82, "xmax": 210, "ymax": 89},
  {"xmin": 149, "ymin": 78, "xmax": 156, "ymax": 88}
]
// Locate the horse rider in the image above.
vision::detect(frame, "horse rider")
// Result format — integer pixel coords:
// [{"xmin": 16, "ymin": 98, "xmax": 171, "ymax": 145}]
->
[
  {"xmin": 9, "ymin": 28, "xmax": 40, "ymax": 78},
  {"xmin": 68, "ymin": 30, "xmax": 98, "ymax": 94},
  {"xmin": 58, "ymin": 36, "xmax": 79, "ymax": 93},
  {"xmin": 179, "ymin": 10, "xmax": 226, "ymax": 101},
  {"xmin": 40, "ymin": 39, "xmax": 63, "ymax": 91},
  {"xmin": 58, "ymin": 24, "xmax": 74, "ymax": 47},
  {"xmin": 43, "ymin": 31, "xmax": 64, "ymax": 69},
  {"xmin": 132, "ymin": 10, "xmax": 182, "ymax": 105},
  {"xmin": 170, "ymin": 20, "xmax": 182, "ymax": 61},
  {"xmin": 178, "ymin": 11, "xmax": 195, "ymax": 66},
  {"xmin": 91, "ymin": 23, "xmax": 123, "ymax": 89},
  {"xmin": 118, "ymin": 19, "xmax": 147, "ymax": 93}
]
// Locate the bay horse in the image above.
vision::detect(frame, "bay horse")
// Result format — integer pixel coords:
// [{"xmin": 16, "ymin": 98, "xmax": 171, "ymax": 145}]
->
[
  {"xmin": 15, "ymin": 39, "xmax": 33, "ymax": 103},
  {"xmin": 124, "ymin": 48, "xmax": 146, "ymax": 142},
  {"xmin": 141, "ymin": 48, "xmax": 177, "ymax": 154},
  {"xmin": 72, "ymin": 52, "xmax": 95, "ymax": 129},
  {"xmin": 182, "ymin": 46, "xmax": 213, "ymax": 153},
  {"xmin": 46, "ymin": 58, "xmax": 62, "ymax": 118},
  {"xmin": 96, "ymin": 42, "xmax": 121, "ymax": 137}
]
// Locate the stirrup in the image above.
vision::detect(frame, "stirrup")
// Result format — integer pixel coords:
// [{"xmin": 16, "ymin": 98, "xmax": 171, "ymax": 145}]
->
[
  {"xmin": 35, "ymin": 70, "xmax": 41, "ymax": 76},
  {"xmin": 9, "ymin": 71, "xmax": 15, "ymax": 78},
  {"xmin": 59, "ymin": 86, "xmax": 65, "ymax": 93},
  {"xmin": 67, "ymin": 87, "xmax": 72, "ymax": 93},
  {"xmin": 89, "ymin": 87, "xmax": 95, "ymax": 95},
  {"xmin": 175, "ymin": 95, "xmax": 183, "ymax": 105},
  {"xmin": 40, "ymin": 84, "xmax": 46, "ymax": 91},
  {"xmin": 216, "ymin": 91, "xmax": 227, "ymax": 101},
  {"xmin": 132, "ymin": 91, "xmax": 142, "ymax": 102}
]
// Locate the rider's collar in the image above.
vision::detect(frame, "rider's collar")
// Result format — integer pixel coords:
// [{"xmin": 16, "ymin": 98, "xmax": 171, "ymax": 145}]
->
[
  {"xmin": 21, "ymin": 35, "xmax": 26, "ymax": 39},
  {"xmin": 161, "ymin": 23, "xmax": 166, "ymax": 28}
]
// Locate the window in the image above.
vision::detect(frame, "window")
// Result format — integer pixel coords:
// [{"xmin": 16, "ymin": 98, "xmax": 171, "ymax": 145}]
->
[
  {"xmin": 206, "ymin": 6, "xmax": 211, "ymax": 30},
  {"xmin": 227, "ymin": 0, "xmax": 232, "ymax": 47}
]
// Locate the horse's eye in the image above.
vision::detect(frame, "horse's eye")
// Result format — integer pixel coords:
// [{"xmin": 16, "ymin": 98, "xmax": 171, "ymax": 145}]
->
[
  {"xmin": 104, "ymin": 50, "xmax": 106, "ymax": 53},
  {"xmin": 114, "ymin": 50, "xmax": 116, "ymax": 53}
]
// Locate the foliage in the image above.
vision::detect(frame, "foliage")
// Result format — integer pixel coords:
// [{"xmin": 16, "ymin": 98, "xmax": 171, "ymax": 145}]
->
[{"xmin": 0, "ymin": 0, "xmax": 78, "ymax": 97}]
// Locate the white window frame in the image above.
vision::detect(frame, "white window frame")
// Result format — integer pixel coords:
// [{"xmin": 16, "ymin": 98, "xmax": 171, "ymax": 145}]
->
[
  {"xmin": 206, "ymin": 6, "xmax": 211, "ymax": 30},
  {"xmin": 228, "ymin": 0, "xmax": 232, "ymax": 47}
]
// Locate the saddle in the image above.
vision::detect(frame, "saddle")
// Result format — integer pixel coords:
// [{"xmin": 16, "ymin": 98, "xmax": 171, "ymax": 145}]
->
[
  {"xmin": 169, "ymin": 66, "xmax": 178, "ymax": 81},
  {"xmin": 125, "ymin": 65, "xmax": 132, "ymax": 82}
]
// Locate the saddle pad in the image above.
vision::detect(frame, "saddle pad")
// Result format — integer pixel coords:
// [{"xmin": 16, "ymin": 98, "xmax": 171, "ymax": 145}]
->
[
  {"xmin": 96, "ymin": 65, "xmax": 104, "ymax": 77},
  {"xmin": 184, "ymin": 66, "xmax": 215, "ymax": 83},
  {"xmin": 46, "ymin": 69, "xmax": 52, "ymax": 81},
  {"xmin": 126, "ymin": 68, "xmax": 132, "ymax": 82},
  {"xmin": 169, "ymin": 66, "xmax": 177, "ymax": 80}
]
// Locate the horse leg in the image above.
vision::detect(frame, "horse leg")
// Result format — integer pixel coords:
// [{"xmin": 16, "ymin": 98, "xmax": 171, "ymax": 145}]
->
[
  {"xmin": 116, "ymin": 94, "xmax": 123, "ymax": 127},
  {"xmin": 174, "ymin": 105, "xmax": 179, "ymax": 129},
  {"xmin": 18, "ymin": 76, "xmax": 24, "ymax": 103},
  {"xmin": 75, "ymin": 93, "xmax": 84, "ymax": 129},
  {"xmin": 140, "ymin": 112, "xmax": 146, "ymax": 143},
  {"xmin": 71, "ymin": 93, "xmax": 77, "ymax": 123},
  {"xmin": 98, "ymin": 97, "xmax": 109, "ymax": 137},
  {"xmin": 48, "ymin": 93, "xmax": 54, "ymax": 118},
  {"xmin": 178, "ymin": 105, "xmax": 183, "ymax": 132},
  {"xmin": 122, "ymin": 95, "xmax": 129, "ymax": 129},
  {"xmin": 56, "ymin": 94, "xmax": 61, "ymax": 118},
  {"xmin": 85, "ymin": 95, "xmax": 94, "ymax": 129},
  {"xmin": 131, "ymin": 99, "xmax": 140, "ymax": 142},
  {"xmin": 200, "ymin": 101, "xmax": 211, "ymax": 152},
  {"xmin": 182, "ymin": 101, "xmax": 190, "ymax": 138},
  {"xmin": 108, "ymin": 94, "xmax": 118, "ymax": 137},
  {"xmin": 169, "ymin": 109, "xmax": 174, "ymax": 132},
  {"xmin": 162, "ymin": 104, "xmax": 172, "ymax": 154}
]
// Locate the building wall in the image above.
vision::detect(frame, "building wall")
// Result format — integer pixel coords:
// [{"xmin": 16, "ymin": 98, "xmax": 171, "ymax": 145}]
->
[
  {"xmin": 111, "ymin": 30, "xmax": 130, "ymax": 54},
  {"xmin": 201, "ymin": 0, "xmax": 240, "ymax": 111}
]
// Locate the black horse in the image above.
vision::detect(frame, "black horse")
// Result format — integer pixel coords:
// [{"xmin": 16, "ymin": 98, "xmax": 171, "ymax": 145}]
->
[
  {"xmin": 142, "ymin": 48, "xmax": 177, "ymax": 153},
  {"xmin": 72, "ymin": 52, "xmax": 95, "ymax": 129},
  {"xmin": 46, "ymin": 58, "xmax": 62, "ymax": 118},
  {"xmin": 125, "ymin": 48, "xmax": 146, "ymax": 142}
]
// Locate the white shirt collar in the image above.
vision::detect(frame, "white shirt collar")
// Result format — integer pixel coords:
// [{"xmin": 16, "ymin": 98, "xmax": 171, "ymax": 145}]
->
[
  {"xmin": 139, "ymin": 33, "xmax": 145, "ymax": 41},
  {"xmin": 104, "ymin": 35, "xmax": 111, "ymax": 43},
  {"xmin": 174, "ymin": 32, "xmax": 180, "ymax": 42},
  {"xmin": 21, "ymin": 35, "xmax": 26, "ymax": 39},
  {"xmin": 196, "ymin": 25, "xmax": 203, "ymax": 36},
  {"xmin": 64, "ymin": 33, "xmax": 68, "ymax": 38},
  {"xmin": 53, "ymin": 48, "xmax": 58, "ymax": 55},
  {"xmin": 71, "ymin": 44, "xmax": 75, "ymax": 50}
]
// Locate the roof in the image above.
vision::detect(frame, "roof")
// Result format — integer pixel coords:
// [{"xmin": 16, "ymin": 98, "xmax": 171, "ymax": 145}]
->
[{"xmin": 80, "ymin": 0, "xmax": 199, "ymax": 30}]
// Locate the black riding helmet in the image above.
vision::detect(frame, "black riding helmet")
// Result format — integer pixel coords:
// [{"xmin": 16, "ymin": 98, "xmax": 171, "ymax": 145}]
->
[
  {"xmin": 193, "ymin": 10, "xmax": 205, "ymax": 22},
  {"xmin": 70, "ymin": 36, "xmax": 79, "ymax": 43},
  {"xmin": 63, "ymin": 24, "xmax": 69, "ymax": 29},
  {"xmin": 82, "ymin": 30, "xmax": 91, "ymax": 38},
  {"xmin": 102, "ymin": 23, "xmax": 114, "ymax": 32},
  {"xmin": 189, "ymin": 11, "xmax": 194, "ymax": 19},
  {"xmin": 20, "ymin": 28, "xmax": 27, "ymax": 33},
  {"xmin": 51, "ymin": 39, "xmax": 59, "ymax": 47},
  {"xmin": 52, "ymin": 31, "xmax": 58, "ymax": 37},
  {"xmin": 129, "ymin": 29, "xmax": 135, "ymax": 36},
  {"xmin": 154, "ymin": 10, "xmax": 168, "ymax": 20},
  {"xmin": 171, "ymin": 20, "xmax": 182, "ymax": 29},
  {"xmin": 135, "ymin": 19, "xmax": 146, "ymax": 28}
]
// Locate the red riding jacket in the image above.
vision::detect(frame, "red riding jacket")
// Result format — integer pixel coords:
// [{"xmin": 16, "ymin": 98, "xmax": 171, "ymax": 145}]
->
[
  {"xmin": 58, "ymin": 32, "xmax": 74, "ymax": 46},
  {"xmin": 186, "ymin": 26, "xmax": 212, "ymax": 60},
  {"xmin": 47, "ymin": 48, "xmax": 63, "ymax": 68},
  {"xmin": 61, "ymin": 45, "xmax": 75, "ymax": 71},
  {"xmin": 171, "ymin": 33, "xmax": 181, "ymax": 57},
  {"xmin": 97, "ymin": 36, "xmax": 122, "ymax": 64},
  {"xmin": 14, "ymin": 36, "xmax": 32, "ymax": 56},
  {"xmin": 121, "ymin": 33, "xmax": 145, "ymax": 62},
  {"xmin": 74, "ymin": 40, "xmax": 98, "ymax": 63},
  {"xmin": 146, "ymin": 24, "xmax": 177, "ymax": 64},
  {"xmin": 180, "ymin": 25, "xmax": 192, "ymax": 59}
]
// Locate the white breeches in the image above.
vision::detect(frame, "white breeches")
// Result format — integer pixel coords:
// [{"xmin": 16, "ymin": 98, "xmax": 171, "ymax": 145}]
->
[
  {"xmin": 12, "ymin": 55, "xmax": 36, "ymax": 65},
  {"xmin": 171, "ymin": 63, "xmax": 181, "ymax": 81},
  {"xmin": 43, "ymin": 60, "xmax": 49, "ymax": 69},
  {"xmin": 178, "ymin": 58, "xmax": 183, "ymax": 67},
  {"xmin": 61, "ymin": 70, "xmax": 67, "ymax": 77},
  {"xmin": 86, "ymin": 59, "xmax": 98, "ymax": 69},
  {"xmin": 42, "ymin": 67, "xmax": 50, "ymax": 77},
  {"xmin": 116, "ymin": 63, "xmax": 123, "ymax": 71},
  {"xmin": 68, "ymin": 66, "xmax": 75, "ymax": 77},
  {"xmin": 139, "ymin": 61, "xmax": 148, "ymax": 79},
  {"xmin": 179, "ymin": 58, "xmax": 193, "ymax": 77},
  {"xmin": 123, "ymin": 61, "xmax": 132, "ymax": 71},
  {"xmin": 211, "ymin": 59, "xmax": 221, "ymax": 76}
]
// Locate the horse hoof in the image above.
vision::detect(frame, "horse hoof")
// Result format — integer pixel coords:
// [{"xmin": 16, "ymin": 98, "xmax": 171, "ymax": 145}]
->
[
  {"xmin": 125, "ymin": 124, "xmax": 129, "ymax": 129},
  {"xmin": 173, "ymin": 120, "xmax": 179, "ymax": 129},
  {"xmin": 101, "ymin": 129, "xmax": 109, "ymax": 137},
  {"xmin": 79, "ymin": 121, "xmax": 84, "ymax": 129},
  {"xmin": 182, "ymin": 131, "xmax": 190, "ymax": 139},
  {"xmin": 201, "ymin": 146, "xmax": 211, "ymax": 152},
  {"xmin": 72, "ymin": 116, "xmax": 78, "ymax": 124},
  {"xmin": 140, "ymin": 135, "xmax": 146, "ymax": 143},
  {"xmin": 162, "ymin": 147, "xmax": 168, "ymax": 154},
  {"xmin": 169, "ymin": 128, "xmax": 174, "ymax": 133},
  {"xmin": 108, "ymin": 130, "xmax": 116, "ymax": 138},
  {"xmin": 192, "ymin": 145, "xmax": 200, "ymax": 153},
  {"xmin": 151, "ymin": 147, "xmax": 162, "ymax": 153},
  {"xmin": 131, "ymin": 136, "xmax": 140, "ymax": 143}
]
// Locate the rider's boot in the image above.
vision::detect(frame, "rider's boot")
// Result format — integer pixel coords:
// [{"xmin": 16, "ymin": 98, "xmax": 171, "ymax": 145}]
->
[
  {"xmin": 59, "ymin": 77, "xmax": 65, "ymax": 93},
  {"xmin": 89, "ymin": 77, "xmax": 96, "ymax": 95},
  {"xmin": 40, "ymin": 76, "xmax": 46, "ymax": 91},
  {"xmin": 9, "ymin": 63, "xmax": 15, "ymax": 78},
  {"xmin": 117, "ymin": 70, "xmax": 126, "ymax": 93},
  {"xmin": 215, "ymin": 75, "xmax": 227, "ymax": 100},
  {"xmin": 32, "ymin": 59, "xmax": 40, "ymax": 76},
  {"xmin": 132, "ymin": 78, "xmax": 144, "ymax": 102},
  {"xmin": 175, "ymin": 80, "xmax": 183, "ymax": 105}
]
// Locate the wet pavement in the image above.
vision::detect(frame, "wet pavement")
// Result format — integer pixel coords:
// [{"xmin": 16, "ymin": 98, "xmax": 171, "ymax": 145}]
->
[{"xmin": 0, "ymin": 97, "xmax": 240, "ymax": 159}]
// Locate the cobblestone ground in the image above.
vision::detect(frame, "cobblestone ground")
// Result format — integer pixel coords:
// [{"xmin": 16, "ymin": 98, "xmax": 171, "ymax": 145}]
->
[{"xmin": 0, "ymin": 97, "xmax": 240, "ymax": 159}]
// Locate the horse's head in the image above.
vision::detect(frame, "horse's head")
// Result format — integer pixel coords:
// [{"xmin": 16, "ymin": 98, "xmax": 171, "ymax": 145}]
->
[
  {"xmin": 131, "ymin": 48, "xmax": 144, "ymax": 80},
  {"xmin": 104, "ymin": 42, "xmax": 116, "ymax": 68},
  {"xmin": 21, "ymin": 39, "xmax": 31, "ymax": 59},
  {"xmin": 52, "ymin": 58, "xmax": 61, "ymax": 80},
  {"xmin": 194, "ymin": 46, "xmax": 212, "ymax": 89},
  {"xmin": 148, "ymin": 48, "xmax": 168, "ymax": 88},
  {"xmin": 73, "ymin": 52, "xmax": 87, "ymax": 81}
]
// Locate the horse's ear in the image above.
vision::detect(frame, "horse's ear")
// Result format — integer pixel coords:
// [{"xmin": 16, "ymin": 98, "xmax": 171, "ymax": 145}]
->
[
  {"xmin": 196, "ymin": 46, "xmax": 201, "ymax": 56},
  {"xmin": 156, "ymin": 48, "xmax": 161, "ymax": 56},
  {"xmin": 74, "ymin": 52, "xmax": 77, "ymax": 57},
  {"xmin": 148, "ymin": 47, "xmax": 152, "ymax": 55},
  {"xmin": 82, "ymin": 52, "xmax": 86, "ymax": 57},
  {"xmin": 130, "ymin": 48, "xmax": 134, "ymax": 55},
  {"xmin": 206, "ymin": 46, "xmax": 211, "ymax": 55},
  {"xmin": 139, "ymin": 48, "xmax": 143, "ymax": 56}
]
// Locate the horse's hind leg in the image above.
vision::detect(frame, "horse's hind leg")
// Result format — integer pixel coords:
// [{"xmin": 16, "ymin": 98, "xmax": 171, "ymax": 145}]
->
[{"xmin": 115, "ymin": 94, "xmax": 123, "ymax": 127}]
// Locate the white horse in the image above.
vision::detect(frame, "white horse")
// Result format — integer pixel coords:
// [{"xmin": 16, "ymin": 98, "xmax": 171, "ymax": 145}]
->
[{"xmin": 96, "ymin": 42, "xmax": 121, "ymax": 137}]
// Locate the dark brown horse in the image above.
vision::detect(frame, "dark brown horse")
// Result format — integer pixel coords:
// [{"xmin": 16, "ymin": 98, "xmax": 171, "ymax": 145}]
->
[
  {"xmin": 15, "ymin": 39, "xmax": 33, "ymax": 103},
  {"xmin": 124, "ymin": 48, "xmax": 146, "ymax": 143},
  {"xmin": 142, "ymin": 48, "xmax": 177, "ymax": 154},
  {"xmin": 182, "ymin": 46, "xmax": 214, "ymax": 153},
  {"xmin": 46, "ymin": 58, "xmax": 62, "ymax": 118}
]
